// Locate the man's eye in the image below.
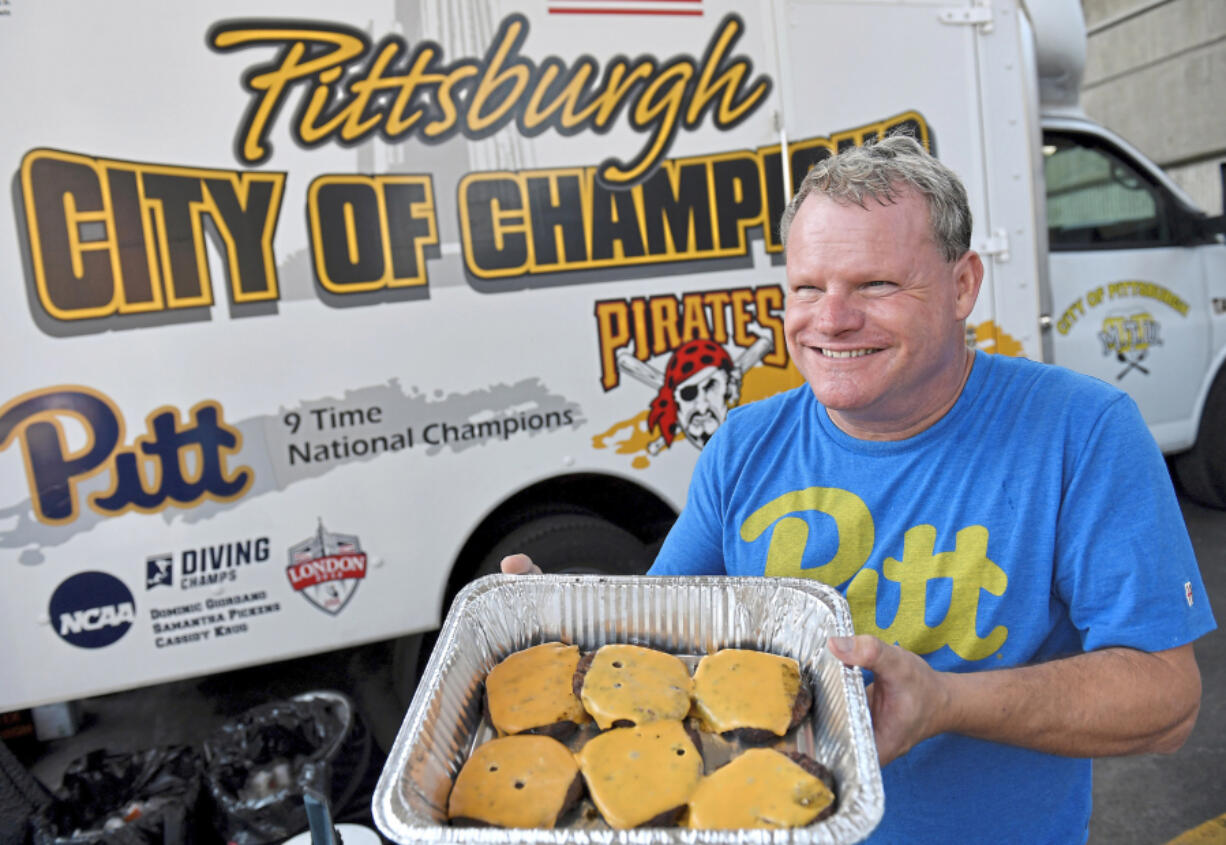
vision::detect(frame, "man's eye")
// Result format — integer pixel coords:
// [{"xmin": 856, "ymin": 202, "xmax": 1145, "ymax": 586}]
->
[
  {"xmin": 791, "ymin": 285, "xmax": 820, "ymax": 300},
  {"xmin": 864, "ymin": 280, "xmax": 895, "ymax": 290}
]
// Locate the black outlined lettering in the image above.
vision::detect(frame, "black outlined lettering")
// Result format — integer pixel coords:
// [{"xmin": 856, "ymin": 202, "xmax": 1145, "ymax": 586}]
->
[{"xmin": 20, "ymin": 150, "xmax": 284, "ymax": 322}]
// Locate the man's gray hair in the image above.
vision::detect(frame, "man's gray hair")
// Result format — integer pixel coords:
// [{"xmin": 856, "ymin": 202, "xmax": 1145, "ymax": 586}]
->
[{"xmin": 778, "ymin": 135, "xmax": 972, "ymax": 262}]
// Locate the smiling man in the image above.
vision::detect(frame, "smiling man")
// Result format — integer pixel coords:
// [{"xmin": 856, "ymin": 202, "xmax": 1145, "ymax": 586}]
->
[
  {"xmin": 780, "ymin": 177, "xmax": 980, "ymax": 441},
  {"xmin": 504, "ymin": 136, "xmax": 1215, "ymax": 843}
]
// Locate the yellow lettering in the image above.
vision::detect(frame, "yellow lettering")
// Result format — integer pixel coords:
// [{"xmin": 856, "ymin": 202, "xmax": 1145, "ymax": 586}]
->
[
  {"xmin": 20, "ymin": 150, "xmax": 283, "ymax": 323},
  {"xmin": 602, "ymin": 64, "xmax": 692, "ymax": 186},
  {"xmin": 680, "ymin": 293, "xmax": 711, "ymax": 342},
  {"xmin": 650, "ymin": 296, "xmax": 682, "ymax": 355},
  {"xmin": 212, "ymin": 28, "xmax": 367, "ymax": 163},
  {"xmin": 848, "ymin": 524, "xmax": 1007, "ymax": 660},
  {"xmin": 466, "ymin": 17, "xmax": 532, "ymax": 132},
  {"xmin": 568, "ymin": 61, "xmax": 655, "ymax": 129},
  {"xmin": 741, "ymin": 487, "xmax": 874, "ymax": 587},
  {"xmin": 684, "ymin": 17, "xmax": 770, "ymax": 125},
  {"xmin": 308, "ymin": 174, "xmax": 438, "ymax": 293},
  {"xmin": 739, "ymin": 488, "xmax": 1009, "ymax": 660},
  {"xmin": 595, "ymin": 300, "xmax": 632, "ymax": 390}
]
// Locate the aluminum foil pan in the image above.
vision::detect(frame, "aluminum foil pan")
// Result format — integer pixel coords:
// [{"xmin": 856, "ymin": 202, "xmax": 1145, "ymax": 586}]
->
[{"xmin": 373, "ymin": 575, "xmax": 884, "ymax": 844}]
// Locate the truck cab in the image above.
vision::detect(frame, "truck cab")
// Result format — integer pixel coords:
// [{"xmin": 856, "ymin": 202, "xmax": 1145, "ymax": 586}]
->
[{"xmin": 1030, "ymin": 0, "xmax": 1226, "ymax": 506}]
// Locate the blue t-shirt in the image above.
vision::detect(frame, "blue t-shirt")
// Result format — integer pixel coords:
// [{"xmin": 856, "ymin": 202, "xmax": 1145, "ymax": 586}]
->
[{"xmin": 651, "ymin": 351, "xmax": 1215, "ymax": 844}]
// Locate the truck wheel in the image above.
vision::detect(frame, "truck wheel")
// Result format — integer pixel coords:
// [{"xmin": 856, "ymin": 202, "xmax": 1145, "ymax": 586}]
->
[
  {"xmin": 1173, "ymin": 368, "xmax": 1226, "ymax": 509},
  {"xmin": 475, "ymin": 513, "xmax": 654, "ymax": 577},
  {"xmin": 393, "ymin": 514, "xmax": 654, "ymax": 706}
]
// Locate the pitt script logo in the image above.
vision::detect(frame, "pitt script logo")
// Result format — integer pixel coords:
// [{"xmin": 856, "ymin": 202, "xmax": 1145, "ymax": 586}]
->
[{"xmin": 743, "ymin": 487, "xmax": 1008, "ymax": 660}]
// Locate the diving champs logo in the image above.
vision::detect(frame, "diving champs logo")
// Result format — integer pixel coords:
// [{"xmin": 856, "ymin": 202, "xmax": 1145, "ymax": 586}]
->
[{"xmin": 286, "ymin": 521, "xmax": 368, "ymax": 615}]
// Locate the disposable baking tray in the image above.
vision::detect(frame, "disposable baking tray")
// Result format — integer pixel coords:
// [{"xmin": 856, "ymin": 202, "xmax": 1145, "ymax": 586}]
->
[{"xmin": 373, "ymin": 574, "xmax": 884, "ymax": 843}]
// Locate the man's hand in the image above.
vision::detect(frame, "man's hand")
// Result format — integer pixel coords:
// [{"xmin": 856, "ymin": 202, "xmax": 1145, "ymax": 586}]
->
[
  {"xmin": 500, "ymin": 553, "xmax": 542, "ymax": 575},
  {"xmin": 829, "ymin": 635, "xmax": 1201, "ymax": 765},
  {"xmin": 828, "ymin": 634, "xmax": 952, "ymax": 766}
]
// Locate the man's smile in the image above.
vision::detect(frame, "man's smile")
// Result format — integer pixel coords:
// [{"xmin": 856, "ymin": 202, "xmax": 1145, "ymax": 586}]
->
[{"xmin": 819, "ymin": 347, "xmax": 883, "ymax": 359}]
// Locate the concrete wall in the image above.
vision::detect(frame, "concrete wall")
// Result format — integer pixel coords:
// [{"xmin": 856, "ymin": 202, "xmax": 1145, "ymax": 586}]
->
[{"xmin": 1080, "ymin": 0, "xmax": 1226, "ymax": 214}]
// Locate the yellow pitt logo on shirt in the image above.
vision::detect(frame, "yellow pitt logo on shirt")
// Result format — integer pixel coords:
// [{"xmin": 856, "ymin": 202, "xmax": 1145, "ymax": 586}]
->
[{"xmin": 741, "ymin": 487, "xmax": 1007, "ymax": 661}]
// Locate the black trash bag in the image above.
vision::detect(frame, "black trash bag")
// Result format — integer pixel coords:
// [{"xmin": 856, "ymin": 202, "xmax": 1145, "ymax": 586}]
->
[
  {"xmin": 202, "ymin": 692, "xmax": 371, "ymax": 845},
  {"xmin": 1, "ymin": 737, "xmax": 52, "ymax": 845},
  {"xmin": 30, "ymin": 745, "xmax": 206, "ymax": 845}
]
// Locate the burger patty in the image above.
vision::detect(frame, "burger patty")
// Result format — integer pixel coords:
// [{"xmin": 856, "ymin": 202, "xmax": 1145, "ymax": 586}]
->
[
  {"xmin": 781, "ymin": 750, "xmax": 837, "ymax": 822},
  {"xmin": 447, "ymin": 734, "xmax": 586, "ymax": 829},
  {"xmin": 690, "ymin": 649, "xmax": 814, "ymax": 743},
  {"xmin": 450, "ymin": 770, "xmax": 585, "ymax": 828},
  {"xmin": 720, "ymin": 680, "xmax": 812, "ymax": 745},
  {"xmin": 685, "ymin": 747, "xmax": 838, "ymax": 830},
  {"xmin": 481, "ymin": 692, "xmax": 583, "ymax": 741},
  {"xmin": 574, "ymin": 720, "xmax": 704, "ymax": 829},
  {"xmin": 483, "ymin": 641, "xmax": 589, "ymax": 738},
  {"xmin": 573, "ymin": 652, "xmax": 640, "ymax": 727},
  {"xmin": 573, "ymin": 645, "xmax": 692, "ymax": 729}
]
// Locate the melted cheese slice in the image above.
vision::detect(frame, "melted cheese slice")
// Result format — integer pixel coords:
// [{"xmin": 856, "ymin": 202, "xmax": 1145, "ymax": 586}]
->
[
  {"xmin": 447, "ymin": 734, "xmax": 580, "ymax": 828},
  {"xmin": 686, "ymin": 748, "xmax": 834, "ymax": 830},
  {"xmin": 575, "ymin": 720, "xmax": 703, "ymax": 829},
  {"xmin": 691, "ymin": 648, "xmax": 801, "ymax": 736},
  {"xmin": 485, "ymin": 642, "xmax": 589, "ymax": 736},
  {"xmin": 579, "ymin": 644, "xmax": 693, "ymax": 730}
]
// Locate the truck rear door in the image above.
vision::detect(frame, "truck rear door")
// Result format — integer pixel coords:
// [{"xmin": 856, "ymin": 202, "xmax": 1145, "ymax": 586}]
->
[{"xmin": 772, "ymin": 0, "xmax": 1044, "ymax": 360}]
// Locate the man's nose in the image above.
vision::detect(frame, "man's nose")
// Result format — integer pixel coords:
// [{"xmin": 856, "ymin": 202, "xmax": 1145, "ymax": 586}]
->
[{"xmin": 815, "ymin": 290, "xmax": 863, "ymax": 334}]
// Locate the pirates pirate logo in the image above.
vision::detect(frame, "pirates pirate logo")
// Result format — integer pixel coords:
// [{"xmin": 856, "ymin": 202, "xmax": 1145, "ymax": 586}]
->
[
  {"xmin": 286, "ymin": 521, "xmax": 368, "ymax": 615},
  {"xmin": 592, "ymin": 285, "xmax": 802, "ymax": 466},
  {"xmin": 616, "ymin": 324, "xmax": 777, "ymax": 455}
]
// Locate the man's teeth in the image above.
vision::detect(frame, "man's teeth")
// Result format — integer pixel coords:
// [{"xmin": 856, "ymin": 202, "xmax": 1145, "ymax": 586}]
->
[{"xmin": 820, "ymin": 348, "xmax": 879, "ymax": 359}]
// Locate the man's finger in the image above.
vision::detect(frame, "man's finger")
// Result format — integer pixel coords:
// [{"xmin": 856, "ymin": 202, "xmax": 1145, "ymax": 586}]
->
[
  {"xmin": 500, "ymin": 553, "xmax": 542, "ymax": 575},
  {"xmin": 828, "ymin": 634, "xmax": 885, "ymax": 669}
]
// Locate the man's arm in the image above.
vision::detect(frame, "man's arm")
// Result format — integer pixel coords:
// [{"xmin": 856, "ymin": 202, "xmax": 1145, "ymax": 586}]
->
[{"xmin": 829, "ymin": 635, "xmax": 1202, "ymax": 766}]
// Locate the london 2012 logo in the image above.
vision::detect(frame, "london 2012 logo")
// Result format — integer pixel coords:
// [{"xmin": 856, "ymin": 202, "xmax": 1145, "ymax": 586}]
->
[{"xmin": 286, "ymin": 521, "xmax": 368, "ymax": 615}]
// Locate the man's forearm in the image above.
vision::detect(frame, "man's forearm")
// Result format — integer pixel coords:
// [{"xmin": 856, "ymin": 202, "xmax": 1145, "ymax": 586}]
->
[{"xmin": 937, "ymin": 643, "xmax": 1201, "ymax": 757}]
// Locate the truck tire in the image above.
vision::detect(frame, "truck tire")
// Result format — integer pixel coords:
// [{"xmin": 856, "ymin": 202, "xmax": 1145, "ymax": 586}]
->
[
  {"xmin": 475, "ymin": 513, "xmax": 654, "ymax": 577},
  {"xmin": 393, "ymin": 514, "xmax": 653, "ymax": 706},
  {"xmin": 1173, "ymin": 367, "xmax": 1226, "ymax": 509}
]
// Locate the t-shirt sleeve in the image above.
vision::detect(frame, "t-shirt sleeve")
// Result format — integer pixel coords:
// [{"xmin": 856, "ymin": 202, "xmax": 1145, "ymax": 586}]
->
[
  {"xmin": 1054, "ymin": 394, "xmax": 1216, "ymax": 653},
  {"xmin": 648, "ymin": 427, "xmax": 729, "ymax": 576}
]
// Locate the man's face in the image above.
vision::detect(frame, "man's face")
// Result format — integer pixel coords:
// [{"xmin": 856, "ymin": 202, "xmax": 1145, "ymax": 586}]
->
[
  {"xmin": 783, "ymin": 191, "xmax": 982, "ymax": 439},
  {"xmin": 676, "ymin": 365, "xmax": 731, "ymax": 447}
]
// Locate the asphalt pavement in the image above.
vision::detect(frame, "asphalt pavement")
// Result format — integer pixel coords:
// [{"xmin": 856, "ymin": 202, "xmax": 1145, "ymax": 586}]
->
[
  {"xmin": 6, "ymin": 487, "xmax": 1226, "ymax": 844},
  {"xmin": 1087, "ymin": 491, "xmax": 1226, "ymax": 845}
]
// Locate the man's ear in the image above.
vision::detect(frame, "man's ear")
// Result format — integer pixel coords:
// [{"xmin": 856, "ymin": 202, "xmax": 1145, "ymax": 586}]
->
[{"xmin": 953, "ymin": 250, "xmax": 985, "ymax": 321}]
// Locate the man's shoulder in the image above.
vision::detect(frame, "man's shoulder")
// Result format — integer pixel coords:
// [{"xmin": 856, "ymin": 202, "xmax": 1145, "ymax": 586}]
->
[
  {"xmin": 725, "ymin": 383, "xmax": 812, "ymax": 428},
  {"xmin": 978, "ymin": 352, "xmax": 1128, "ymax": 414},
  {"xmin": 699, "ymin": 384, "xmax": 812, "ymax": 461}
]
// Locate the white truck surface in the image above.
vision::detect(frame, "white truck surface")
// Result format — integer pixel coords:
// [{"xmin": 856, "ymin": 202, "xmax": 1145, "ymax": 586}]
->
[{"xmin": 2, "ymin": 0, "xmax": 1222, "ymax": 710}]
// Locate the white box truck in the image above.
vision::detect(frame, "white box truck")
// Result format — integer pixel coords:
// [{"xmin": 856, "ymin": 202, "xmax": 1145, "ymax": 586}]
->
[{"xmin": 1, "ymin": 0, "xmax": 1222, "ymax": 710}]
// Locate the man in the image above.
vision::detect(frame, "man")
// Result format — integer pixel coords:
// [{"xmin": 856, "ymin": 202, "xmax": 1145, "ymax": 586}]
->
[{"xmin": 503, "ymin": 136, "xmax": 1214, "ymax": 843}]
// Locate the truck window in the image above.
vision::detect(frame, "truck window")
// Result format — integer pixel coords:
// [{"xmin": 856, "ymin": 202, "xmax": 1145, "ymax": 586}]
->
[{"xmin": 1043, "ymin": 131, "xmax": 1172, "ymax": 249}]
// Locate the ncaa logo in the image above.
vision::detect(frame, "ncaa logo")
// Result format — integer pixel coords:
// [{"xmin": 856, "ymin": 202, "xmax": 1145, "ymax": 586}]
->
[{"xmin": 49, "ymin": 571, "xmax": 136, "ymax": 648}]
